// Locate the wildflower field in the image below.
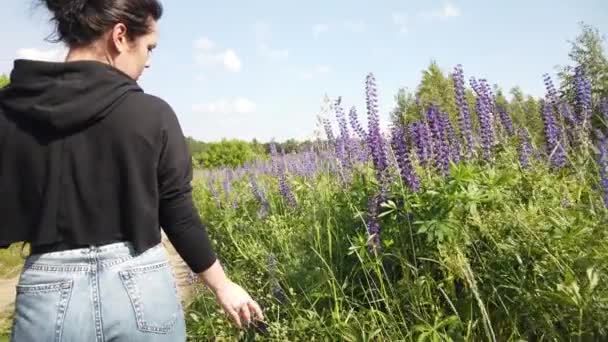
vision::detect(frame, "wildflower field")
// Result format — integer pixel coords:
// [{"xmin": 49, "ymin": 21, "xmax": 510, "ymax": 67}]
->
[{"xmin": 181, "ymin": 63, "xmax": 608, "ymax": 341}]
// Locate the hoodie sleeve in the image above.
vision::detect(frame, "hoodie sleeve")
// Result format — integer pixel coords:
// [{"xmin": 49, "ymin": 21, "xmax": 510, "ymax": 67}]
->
[{"xmin": 157, "ymin": 104, "xmax": 217, "ymax": 274}]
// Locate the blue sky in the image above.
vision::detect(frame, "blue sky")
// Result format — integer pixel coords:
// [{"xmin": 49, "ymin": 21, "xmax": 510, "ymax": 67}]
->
[{"xmin": 1, "ymin": 1, "xmax": 607, "ymax": 142}]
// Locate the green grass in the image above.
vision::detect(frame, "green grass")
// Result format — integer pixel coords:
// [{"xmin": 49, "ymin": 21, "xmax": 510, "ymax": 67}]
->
[
  {"xmin": 0, "ymin": 243, "xmax": 27, "ymax": 278},
  {"xmin": 0, "ymin": 243, "xmax": 25, "ymax": 339},
  {"xmin": 183, "ymin": 143, "xmax": 608, "ymax": 340}
]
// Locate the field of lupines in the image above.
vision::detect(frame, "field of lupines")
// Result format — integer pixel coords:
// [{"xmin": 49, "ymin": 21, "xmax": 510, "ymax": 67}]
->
[{"xmin": 183, "ymin": 65, "xmax": 608, "ymax": 341}]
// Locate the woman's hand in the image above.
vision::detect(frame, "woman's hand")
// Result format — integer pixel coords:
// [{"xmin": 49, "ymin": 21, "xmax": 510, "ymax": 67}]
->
[
  {"xmin": 213, "ymin": 279, "xmax": 264, "ymax": 329},
  {"xmin": 197, "ymin": 259, "xmax": 264, "ymax": 329}
]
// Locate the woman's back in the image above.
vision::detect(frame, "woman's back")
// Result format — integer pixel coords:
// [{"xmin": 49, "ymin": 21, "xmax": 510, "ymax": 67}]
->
[
  {"xmin": 0, "ymin": 58, "xmax": 216, "ymax": 273},
  {"xmin": 1, "ymin": 2, "xmax": 263, "ymax": 340}
]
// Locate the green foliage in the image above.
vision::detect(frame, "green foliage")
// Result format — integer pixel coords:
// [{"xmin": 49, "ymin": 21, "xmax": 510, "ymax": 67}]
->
[
  {"xmin": 263, "ymin": 138, "xmax": 314, "ymax": 155},
  {"xmin": 558, "ymin": 22, "xmax": 608, "ymax": 103},
  {"xmin": 416, "ymin": 61, "xmax": 458, "ymax": 122},
  {"xmin": 391, "ymin": 88, "xmax": 420, "ymax": 127},
  {"xmin": 192, "ymin": 139, "xmax": 265, "ymax": 169},
  {"xmin": 0, "ymin": 243, "xmax": 26, "ymax": 278},
  {"xmin": 186, "ymin": 136, "xmax": 208, "ymax": 156},
  {"xmin": 0, "ymin": 75, "xmax": 9, "ymax": 88},
  {"xmin": 186, "ymin": 135, "xmax": 317, "ymax": 170}
]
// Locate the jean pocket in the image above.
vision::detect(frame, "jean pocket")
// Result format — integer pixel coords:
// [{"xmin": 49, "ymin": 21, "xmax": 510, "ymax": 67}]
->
[
  {"xmin": 13, "ymin": 279, "xmax": 74, "ymax": 342},
  {"xmin": 118, "ymin": 261, "xmax": 181, "ymax": 334}
]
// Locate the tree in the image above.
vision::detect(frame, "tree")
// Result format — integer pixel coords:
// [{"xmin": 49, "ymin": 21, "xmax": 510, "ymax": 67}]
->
[
  {"xmin": 558, "ymin": 22, "xmax": 608, "ymax": 104},
  {"xmin": 415, "ymin": 61, "xmax": 458, "ymax": 121},
  {"xmin": 390, "ymin": 87, "xmax": 420, "ymax": 127},
  {"xmin": 194, "ymin": 139, "xmax": 261, "ymax": 169},
  {"xmin": 185, "ymin": 136, "xmax": 208, "ymax": 156}
]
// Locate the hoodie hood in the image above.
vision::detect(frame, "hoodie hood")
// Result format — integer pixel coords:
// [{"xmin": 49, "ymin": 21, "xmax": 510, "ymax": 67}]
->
[{"xmin": 0, "ymin": 59, "xmax": 142, "ymax": 133}]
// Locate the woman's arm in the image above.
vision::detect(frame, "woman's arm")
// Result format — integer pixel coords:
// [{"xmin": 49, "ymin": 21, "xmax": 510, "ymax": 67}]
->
[{"xmin": 156, "ymin": 100, "xmax": 264, "ymax": 328}]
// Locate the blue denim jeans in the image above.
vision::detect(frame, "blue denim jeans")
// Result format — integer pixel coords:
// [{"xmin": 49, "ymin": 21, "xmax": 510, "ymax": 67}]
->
[{"xmin": 10, "ymin": 241, "xmax": 187, "ymax": 342}]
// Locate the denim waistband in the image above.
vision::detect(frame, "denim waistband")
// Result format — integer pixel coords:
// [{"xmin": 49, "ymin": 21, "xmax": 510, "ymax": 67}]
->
[
  {"xmin": 23, "ymin": 241, "xmax": 165, "ymax": 272},
  {"xmin": 30, "ymin": 239, "xmax": 124, "ymax": 255}
]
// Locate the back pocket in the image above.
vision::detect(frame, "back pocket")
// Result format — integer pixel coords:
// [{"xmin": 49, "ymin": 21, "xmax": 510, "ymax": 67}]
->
[
  {"xmin": 12, "ymin": 279, "xmax": 74, "ymax": 342},
  {"xmin": 118, "ymin": 261, "xmax": 181, "ymax": 334}
]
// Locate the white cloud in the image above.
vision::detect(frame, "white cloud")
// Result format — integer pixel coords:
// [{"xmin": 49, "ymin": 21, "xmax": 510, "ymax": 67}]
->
[
  {"xmin": 192, "ymin": 97, "xmax": 256, "ymax": 115},
  {"xmin": 194, "ymin": 37, "xmax": 242, "ymax": 72},
  {"xmin": 300, "ymin": 65, "xmax": 331, "ymax": 80},
  {"xmin": 391, "ymin": 12, "xmax": 408, "ymax": 34},
  {"xmin": 259, "ymin": 43, "xmax": 289, "ymax": 61},
  {"xmin": 254, "ymin": 21, "xmax": 289, "ymax": 61},
  {"xmin": 16, "ymin": 47, "xmax": 67, "ymax": 62},
  {"xmin": 313, "ymin": 24, "xmax": 329, "ymax": 38},
  {"xmin": 441, "ymin": 3, "xmax": 461, "ymax": 18},
  {"xmin": 418, "ymin": 3, "xmax": 462, "ymax": 20},
  {"xmin": 343, "ymin": 20, "xmax": 367, "ymax": 33},
  {"xmin": 194, "ymin": 37, "xmax": 215, "ymax": 51},
  {"xmin": 196, "ymin": 49, "xmax": 242, "ymax": 72}
]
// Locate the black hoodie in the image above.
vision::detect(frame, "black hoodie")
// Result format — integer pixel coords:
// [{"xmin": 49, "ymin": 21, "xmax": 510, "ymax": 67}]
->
[{"xmin": 0, "ymin": 59, "xmax": 216, "ymax": 273}]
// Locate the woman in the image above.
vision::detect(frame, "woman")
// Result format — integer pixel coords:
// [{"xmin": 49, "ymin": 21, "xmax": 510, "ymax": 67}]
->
[{"xmin": 0, "ymin": 0, "xmax": 263, "ymax": 341}]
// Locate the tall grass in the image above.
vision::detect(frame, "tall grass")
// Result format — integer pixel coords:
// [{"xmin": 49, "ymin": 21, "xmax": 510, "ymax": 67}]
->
[
  {"xmin": 184, "ymin": 139, "xmax": 608, "ymax": 340},
  {"xmin": 0, "ymin": 244, "xmax": 27, "ymax": 278}
]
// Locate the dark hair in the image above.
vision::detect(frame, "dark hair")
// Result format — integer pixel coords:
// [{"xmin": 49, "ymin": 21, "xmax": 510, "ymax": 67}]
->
[{"xmin": 40, "ymin": 0, "xmax": 163, "ymax": 47}]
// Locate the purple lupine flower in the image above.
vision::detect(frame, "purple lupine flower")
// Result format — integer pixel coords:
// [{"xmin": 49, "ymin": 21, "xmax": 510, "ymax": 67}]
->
[
  {"xmin": 365, "ymin": 73, "xmax": 389, "ymax": 189},
  {"xmin": 302, "ymin": 149, "xmax": 317, "ymax": 178},
  {"xmin": 410, "ymin": 121, "xmax": 432, "ymax": 166},
  {"xmin": 497, "ymin": 104, "xmax": 515, "ymax": 136},
  {"xmin": 558, "ymin": 102, "xmax": 578, "ymax": 126},
  {"xmin": 349, "ymin": 106, "xmax": 368, "ymax": 141},
  {"xmin": 598, "ymin": 137, "xmax": 608, "ymax": 208},
  {"xmin": 440, "ymin": 112, "xmax": 461, "ymax": 164},
  {"xmin": 469, "ymin": 77, "xmax": 481, "ymax": 96},
  {"xmin": 353, "ymin": 139, "xmax": 370, "ymax": 164},
  {"xmin": 335, "ymin": 98, "xmax": 352, "ymax": 168},
  {"xmin": 471, "ymin": 78, "xmax": 495, "ymax": 161},
  {"xmin": 335, "ymin": 99, "xmax": 351, "ymax": 141},
  {"xmin": 278, "ymin": 172, "xmax": 296, "ymax": 207},
  {"xmin": 452, "ymin": 65, "xmax": 474, "ymax": 160},
  {"xmin": 427, "ymin": 105, "xmax": 450, "ymax": 174},
  {"xmin": 249, "ymin": 173, "xmax": 270, "ymax": 218},
  {"xmin": 270, "ymin": 142, "xmax": 297, "ymax": 206},
  {"xmin": 335, "ymin": 135, "xmax": 347, "ymax": 169},
  {"xmin": 601, "ymin": 98, "xmax": 608, "ymax": 123},
  {"xmin": 323, "ymin": 118, "xmax": 336, "ymax": 143},
  {"xmin": 267, "ymin": 253, "xmax": 288, "ymax": 304},
  {"xmin": 223, "ymin": 168, "xmax": 232, "ymax": 199},
  {"xmin": 574, "ymin": 65, "xmax": 593, "ymax": 125},
  {"xmin": 543, "ymin": 73, "xmax": 560, "ymax": 105},
  {"xmin": 391, "ymin": 125, "xmax": 420, "ymax": 192},
  {"xmin": 270, "ymin": 142, "xmax": 284, "ymax": 177},
  {"xmin": 480, "ymin": 79, "xmax": 497, "ymax": 136},
  {"xmin": 485, "ymin": 82, "xmax": 498, "ymax": 124},
  {"xmin": 595, "ymin": 129, "xmax": 606, "ymax": 142},
  {"xmin": 541, "ymin": 100, "xmax": 567, "ymax": 169},
  {"xmin": 207, "ymin": 176, "xmax": 221, "ymax": 208},
  {"xmin": 223, "ymin": 168, "xmax": 239, "ymax": 209},
  {"xmin": 365, "ymin": 194, "xmax": 382, "ymax": 253},
  {"xmin": 517, "ymin": 128, "xmax": 532, "ymax": 169},
  {"xmin": 544, "ymin": 73, "xmax": 577, "ymax": 125},
  {"xmin": 346, "ymin": 106, "xmax": 370, "ymax": 164}
]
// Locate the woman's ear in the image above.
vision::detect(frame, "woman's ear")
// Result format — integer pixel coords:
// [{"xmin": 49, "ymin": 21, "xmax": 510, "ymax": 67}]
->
[{"xmin": 111, "ymin": 22, "xmax": 129, "ymax": 53}]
